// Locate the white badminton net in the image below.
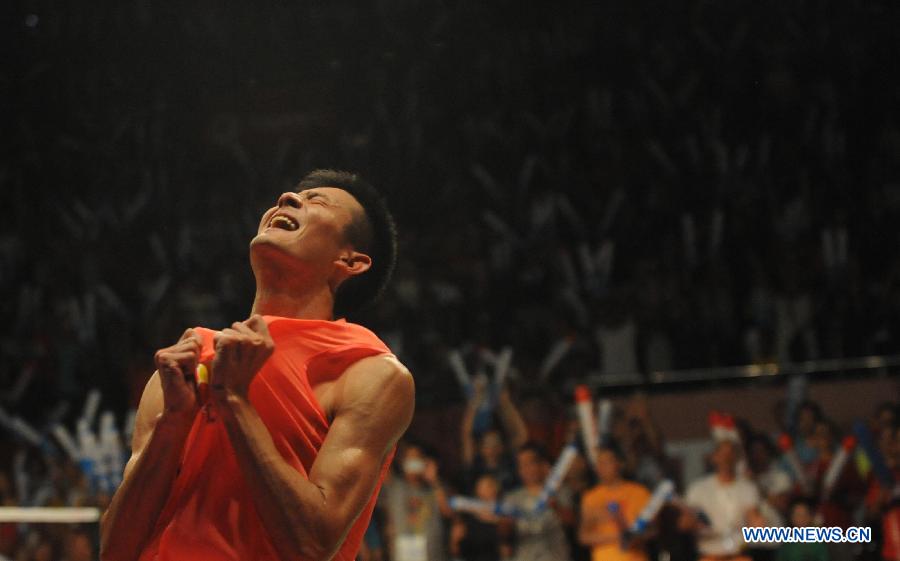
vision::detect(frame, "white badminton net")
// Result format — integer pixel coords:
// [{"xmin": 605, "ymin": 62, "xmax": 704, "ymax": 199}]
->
[{"xmin": 0, "ymin": 506, "xmax": 101, "ymax": 523}]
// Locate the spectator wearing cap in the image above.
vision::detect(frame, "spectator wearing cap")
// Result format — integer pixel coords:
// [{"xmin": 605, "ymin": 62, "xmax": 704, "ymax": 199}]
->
[{"xmin": 681, "ymin": 440, "xmax": 765, "ymax": 561}]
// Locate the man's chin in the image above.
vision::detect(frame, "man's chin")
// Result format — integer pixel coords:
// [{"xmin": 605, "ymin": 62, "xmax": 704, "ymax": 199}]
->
[
  {"xmin": 251, "ymin": 228, "xmax": 287, "ymax": 242},
  {"xmin": 249, "ymin": 235, "xmax": 288, "ymax": 273},
  {"xmin": 250, "ymin": 233, "xmax": 305, "ymax": 266},
  {"xmin": 250, "ymin": 233, "xmax": 285, "ymax": 252}
]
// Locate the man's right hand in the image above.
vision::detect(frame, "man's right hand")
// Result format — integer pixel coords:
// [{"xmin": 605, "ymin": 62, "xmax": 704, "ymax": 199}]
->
[
  {"xmin": 153, "ymin": 328, "xmax": 203, "ymax": 416},
  {"xmin": 101, "ymin": 329, "xmax": 203, "ymax": 560}
]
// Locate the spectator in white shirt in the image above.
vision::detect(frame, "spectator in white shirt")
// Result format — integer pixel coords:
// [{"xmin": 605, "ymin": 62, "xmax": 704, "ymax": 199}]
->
[{"xmin": 680, "ymin": 440, "xmax": 766, "ymax": 561}]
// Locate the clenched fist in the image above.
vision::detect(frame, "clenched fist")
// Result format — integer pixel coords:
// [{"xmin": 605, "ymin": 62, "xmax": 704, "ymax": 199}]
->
[
  {"xmin": 154, "ymin": 328, "xmax": 203, "ymax": 416},
  {"xmin": 210, "ymin": 315, "xmax": 275, "ymax": 399}
]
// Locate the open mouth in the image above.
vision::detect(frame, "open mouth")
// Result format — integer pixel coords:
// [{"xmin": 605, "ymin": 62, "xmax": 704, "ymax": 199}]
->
[{"xmin": 269, "ymin": 214, "xmax": 299, "ymax": 231}]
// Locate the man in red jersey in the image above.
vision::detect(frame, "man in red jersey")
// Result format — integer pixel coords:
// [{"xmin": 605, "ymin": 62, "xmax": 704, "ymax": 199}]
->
[{"xmin": 100, "ymin": 170, "xmax": 414, "ymax": 561}]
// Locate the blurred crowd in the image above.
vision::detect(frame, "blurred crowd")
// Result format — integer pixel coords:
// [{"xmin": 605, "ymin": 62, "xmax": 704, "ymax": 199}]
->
[
  {"xmin": 1, "ymin": 383, "xmax": 896, "ymax": 561},
  {"xmin": 0, "ymin": 441, "xmax": 111, "ymax": 561},
  {"xmin": 3, "ymin": 0, "xmax": 900, "ymax": 412},
  {"xmin": 365, "ymin": 392, "xmax": 899, "ymax": 561},
  {"xmin": 2, "ymin": 0, "xmax": 900, "ymax": 559}
]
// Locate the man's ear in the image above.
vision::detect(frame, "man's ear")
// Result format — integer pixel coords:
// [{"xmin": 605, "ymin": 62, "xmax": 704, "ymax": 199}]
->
[{"xmin": 335, "ymin": 251, "xmax": 372, "ymax": 278}]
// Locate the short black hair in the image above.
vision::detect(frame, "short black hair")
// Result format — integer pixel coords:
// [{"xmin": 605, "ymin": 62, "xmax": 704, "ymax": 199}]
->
[
  {"xmin": 401, "ymin": 438, "xmax": 439, "ymax": 460},
  {"xmin": 788, "ymin": 496, "xmax": 818, "ymax": 522},
  {"xmin": 597, "ymin": 441, "xmax": 627, "ymax": 464},
  {"xmin": 798, "ymin": 400, "xmax": 823, "ymax": 420},
  {"xmin": 517, "ymin": 441, "xmax": 551, "ymax": 464},
  {"xmin": 876, "ymin": 401, "xmax": 898, "ymax": 419},
  {"xmin": 814, "ymin": 417, "xmax": 840, "ymax": 440},
  {"xmin": 746, "ymin": 433, "xmax": 778, "ymax": 458},
  {"xmin": 296, "ymin": 169, "xmax": 398, "ymax": 317}
]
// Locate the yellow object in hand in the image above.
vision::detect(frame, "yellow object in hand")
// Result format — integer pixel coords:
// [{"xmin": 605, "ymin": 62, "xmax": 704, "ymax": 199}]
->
[{"xmin": 196, "ymin": 363, "xmax": 210, "ymax": 385}]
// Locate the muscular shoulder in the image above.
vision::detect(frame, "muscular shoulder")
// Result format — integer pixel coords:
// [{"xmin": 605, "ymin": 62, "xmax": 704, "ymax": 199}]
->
[
  {"xmin": 346, "ymin": 354, "xmax": 412, "ymax": 389},
  {"xmin": 335, "ymin": 355, "xmax": 415, "ymax": 429}
]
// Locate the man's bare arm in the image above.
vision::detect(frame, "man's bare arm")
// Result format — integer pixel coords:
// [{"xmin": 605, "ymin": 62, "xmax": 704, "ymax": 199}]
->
[
  {"xmin": 100, "ymin": 329, "xmax": 202, "ymax": 561},
  {"xmin": 460, "ymin": 387, "xmax": 480, "ymax": 466},
  {"xmin": 215, "ymin": 353, "xmax": 415, "ymax": 561},
  {"xmin": 99, "ymin": 374, "xmax": 195, "ymax": 560},
  {"xmin": 496, "ymin": 387, "xmax": 528, "ymax": 449}
]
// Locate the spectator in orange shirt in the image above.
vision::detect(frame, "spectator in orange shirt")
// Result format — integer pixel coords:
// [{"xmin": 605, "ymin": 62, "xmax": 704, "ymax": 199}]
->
[{"xmin": 579, "ymin": 444, "xmax": 651, "ymax": 561}]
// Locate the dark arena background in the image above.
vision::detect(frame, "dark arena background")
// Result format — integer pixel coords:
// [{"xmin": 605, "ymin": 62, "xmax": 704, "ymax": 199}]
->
[{"xmin": 2, "ymin": 1, "xmax": 899, "ymax": 561}]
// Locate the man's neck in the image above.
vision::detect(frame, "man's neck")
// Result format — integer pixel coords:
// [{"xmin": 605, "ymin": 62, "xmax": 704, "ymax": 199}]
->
[
  {"xmin": 251, "ymin": 283, "xmax": 335, "ymax": 321},
  {"xmin": 716, "ymin": 469, "xmax": 736, "ymax": 483}
]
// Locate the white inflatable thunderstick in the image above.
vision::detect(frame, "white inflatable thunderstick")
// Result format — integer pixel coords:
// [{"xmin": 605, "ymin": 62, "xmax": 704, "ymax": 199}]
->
[
  {"xmin": 448, "ymin": 496, "xmax": 519, "ymax": 518},
  {"xmin": 630, "ymin": 479, "xmax": 675, "ymax": 534},
  {"xmin": 821, "ymin": 435, "xmax": 856, "ymax": 501},
  {"xmin": 597, "ymin": 399, "xmax": 613, "ymax": 446},
  {"xmin": 777, "ymin": 434, "xmax": 810, "ymax": 494},
  {"xmin": 448, "ymin": 349, "xmax": 473, "ymax": 399},
  {"xmin": 575, "ymin": 385, "xmax": 598, "ymax": 468},
  {"xmin": 535, "ymin": 443, "xmax": 579, "ymax": 513}
]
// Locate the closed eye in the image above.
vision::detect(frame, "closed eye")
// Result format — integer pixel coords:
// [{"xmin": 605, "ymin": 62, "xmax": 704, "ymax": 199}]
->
[{"xmin": 305, "ymin": 192, "xmax": 330, "ymax": 205}]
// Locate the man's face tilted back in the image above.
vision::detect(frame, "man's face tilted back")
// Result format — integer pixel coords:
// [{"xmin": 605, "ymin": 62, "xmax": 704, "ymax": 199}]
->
[{"xmin": 251, "ymin": 187, "xmax": 370, "ymax": 282}]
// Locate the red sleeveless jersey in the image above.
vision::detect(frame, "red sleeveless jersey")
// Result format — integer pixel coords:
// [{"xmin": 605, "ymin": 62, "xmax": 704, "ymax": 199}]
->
[{"xmin": 138, "ymin": 316, "xmax": 396, "ymax": 561}]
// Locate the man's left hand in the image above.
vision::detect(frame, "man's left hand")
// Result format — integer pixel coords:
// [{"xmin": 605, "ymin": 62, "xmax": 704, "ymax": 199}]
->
[{"xmin": 211, "ymin": 315, "xmax": 275, "ymax": 399}]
